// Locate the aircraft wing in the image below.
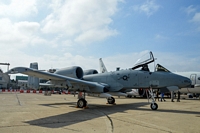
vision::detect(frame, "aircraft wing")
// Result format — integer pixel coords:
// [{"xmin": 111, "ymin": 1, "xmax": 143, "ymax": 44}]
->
[{"xmin": 6, "ymin": 67, "xmax": 109, "ymax": 93}]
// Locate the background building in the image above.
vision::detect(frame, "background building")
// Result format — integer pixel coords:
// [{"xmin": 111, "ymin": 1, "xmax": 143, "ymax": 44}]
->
[{"xmin": 0, "ymin": 69, "xmax": 10, "ymax": 89}]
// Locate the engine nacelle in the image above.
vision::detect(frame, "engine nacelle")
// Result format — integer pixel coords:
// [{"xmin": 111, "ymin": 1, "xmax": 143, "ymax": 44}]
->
[
  {"xmin": 83, "ymin": 69, "xmax": 98, "ymax": 75},
  {"xmin": 54, "ymin": 66, "xmax": 83, "ymax": 79}
]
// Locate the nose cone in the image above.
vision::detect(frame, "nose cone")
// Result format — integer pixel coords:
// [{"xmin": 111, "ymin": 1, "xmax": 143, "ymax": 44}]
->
[{"xmin": 182, "ymin": 77, "xmax": 192, "ymax": 88}]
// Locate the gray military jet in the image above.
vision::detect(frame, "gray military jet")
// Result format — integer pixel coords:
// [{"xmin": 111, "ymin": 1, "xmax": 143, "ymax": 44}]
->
[{"xmin": 6, "ymin": 51, "xmax": 191, "ymax": 110}]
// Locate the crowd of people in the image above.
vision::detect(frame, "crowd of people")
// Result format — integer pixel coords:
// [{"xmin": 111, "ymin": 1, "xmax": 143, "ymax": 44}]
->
[{"xmin": 154, "ymin": 90, "xmax": 181, "ymax": 102}]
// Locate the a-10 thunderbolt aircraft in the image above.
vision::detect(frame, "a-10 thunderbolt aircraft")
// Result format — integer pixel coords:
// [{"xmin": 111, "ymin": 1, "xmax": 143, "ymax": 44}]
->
[{"xmin": 6, "ymin": 51, "xmax": 191, "ymax": 110}]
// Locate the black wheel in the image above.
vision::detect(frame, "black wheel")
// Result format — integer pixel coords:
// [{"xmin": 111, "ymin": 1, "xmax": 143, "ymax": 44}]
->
[
  {"xmin": 150, "ymin": 103, "xmax": 158, "ymax": 110},
  {"xmin": 126, "ymin": 95, "xmax": 132, "ymax": 98},
  {"xmin": 107, "ymin": 97, "xmax": 115, "ymax": 104},
  {"xmin": 77, "ymin": 98, "xmax": 87, "ymax": 108}
]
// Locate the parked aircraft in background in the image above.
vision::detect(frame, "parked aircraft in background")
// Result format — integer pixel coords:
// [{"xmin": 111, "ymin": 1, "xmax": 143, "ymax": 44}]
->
[{"xmin": 6, "ymin": 51, "xmax": 191, "ymax": 110}]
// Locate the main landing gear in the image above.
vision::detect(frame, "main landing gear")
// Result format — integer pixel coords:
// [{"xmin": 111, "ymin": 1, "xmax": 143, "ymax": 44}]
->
[
  {"xmin": 77, "ymin": 92, "xmax": 88, "ymax": 108},
  {"xmin": 77, "ymin": 98, "xmax": 87, "ymax": 108},
  {"xmin": 76, "ymin": 92, "xmax": 116, "ymax": 108},
  {"xmin": 107, "ymin": 97, "xmax": 115, "ymax": 104},
  {"xmin": 147, "ymin": 88, "xmax": 158, "ymax": 110}
]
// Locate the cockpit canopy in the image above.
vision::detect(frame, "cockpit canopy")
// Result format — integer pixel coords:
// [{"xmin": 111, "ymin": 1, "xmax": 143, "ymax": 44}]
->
[
  {"xmin": 132, "ymin": 51, "xmax": 154, "ymax": 70},
  {"xmin": 131, "ymin": 51, "xmax": 171, "ymax": 73}
]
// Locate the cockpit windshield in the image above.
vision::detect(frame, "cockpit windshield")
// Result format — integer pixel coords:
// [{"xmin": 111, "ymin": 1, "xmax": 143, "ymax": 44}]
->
[
  {"xmin": 155, "ymin": 64, "xmax": 171, "ymax": 72},
  {"xmin": 132, "ymin": 51, "xmax": 154, "ymax": 70}
]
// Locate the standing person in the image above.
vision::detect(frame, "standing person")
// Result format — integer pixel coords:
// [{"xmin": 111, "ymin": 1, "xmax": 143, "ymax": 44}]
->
[
  {"xmin": 171, "ymin": 91, "xmax": 174, "ymax": 102},
  {"xmin": 155, "ymin": 90, "xmax": 159, "ymax": 101},
  {"xmin": 177, "ymin": 91, "xmax": 180, "ymax": 102},
  {"xmin": 160, "ymin": 92, "xmax": 166, "ymax": 102}
]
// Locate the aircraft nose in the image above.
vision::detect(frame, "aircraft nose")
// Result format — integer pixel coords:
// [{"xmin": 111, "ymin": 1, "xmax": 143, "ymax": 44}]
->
[{"xmin": 183, "ymin": 77, "xmax": 192, "ymax": 87}]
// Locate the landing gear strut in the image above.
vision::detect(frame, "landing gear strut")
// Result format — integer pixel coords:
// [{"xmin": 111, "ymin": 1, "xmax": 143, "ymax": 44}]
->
[
  {"xmin": 77, "ymin": 92, "xmax": 87, "ymax": 108},
  {"xmin": 148, "ymin": 88, "xmax": 158, "ymax": 110}
]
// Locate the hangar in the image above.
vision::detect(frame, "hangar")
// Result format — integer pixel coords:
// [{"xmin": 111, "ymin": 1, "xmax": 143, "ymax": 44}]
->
[{"xmin": 0, "ymin": 69, "xmax": 10, "ymax": 89}]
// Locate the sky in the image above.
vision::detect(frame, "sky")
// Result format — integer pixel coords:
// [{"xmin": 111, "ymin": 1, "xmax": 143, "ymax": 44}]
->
[{"xmin": 0, "ymin": 0, "xmax": 200, "ymax": 76}]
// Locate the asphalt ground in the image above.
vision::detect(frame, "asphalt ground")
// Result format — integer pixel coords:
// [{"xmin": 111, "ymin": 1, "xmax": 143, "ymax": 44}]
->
[{"xmin": 0, "ymin": 92, "xmax": 200, "ymax": 133}]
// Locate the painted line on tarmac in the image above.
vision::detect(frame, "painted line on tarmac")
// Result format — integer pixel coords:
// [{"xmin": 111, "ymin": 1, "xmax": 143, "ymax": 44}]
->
[
  {"xmin": 15, "ymin": 92, "xmax": 21, "ymax": 106},
  {"xmin": 93, "ymin": 109, "xmax": 113, "ymax": 133}
]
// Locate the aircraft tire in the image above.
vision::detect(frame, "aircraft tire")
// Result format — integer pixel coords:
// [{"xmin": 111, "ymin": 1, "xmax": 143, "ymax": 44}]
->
[
  {"xmin": 126, "ymin": 95, "xmax": 132, "ymax": 98},
  {"xmin": 150, "ymin": 103, "xmax": 158, "ymax": 110},
  {"xmin": 107, "ymin": 97, "xmax": 115, "ymax": 104},
  {"xmin": 77, "ymin": 98, "xmax": 87, "ymax": 108}
]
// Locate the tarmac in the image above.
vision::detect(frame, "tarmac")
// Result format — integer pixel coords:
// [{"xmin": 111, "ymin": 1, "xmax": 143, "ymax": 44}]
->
[{"xmin": 0, "ymin": 92, "xmax": 200, "ymax": 133}]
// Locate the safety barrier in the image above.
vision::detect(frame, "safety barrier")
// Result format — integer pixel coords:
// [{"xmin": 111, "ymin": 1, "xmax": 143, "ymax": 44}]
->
[
  {"xmin": 1, "ymin": 89, "xmax": 20, "ymax": 92},
  {"xmin": 0, "ymin": 89, "xmax": 71, "ymax": 94}
]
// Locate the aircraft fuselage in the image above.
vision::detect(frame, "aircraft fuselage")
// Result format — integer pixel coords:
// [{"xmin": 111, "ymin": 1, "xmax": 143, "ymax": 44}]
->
[{"xmin": 83, "ymin": 69, "xmax": 191, "ymax": 92}]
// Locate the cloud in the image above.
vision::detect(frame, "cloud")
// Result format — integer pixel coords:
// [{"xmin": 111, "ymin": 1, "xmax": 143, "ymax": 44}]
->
[
  {"xmin": 0, "ymin": 0, "xmax": 199, "ymax": 76},
  {"xmin": 191, "ymin": 12, "xmax": 200, "ymax": 23},
  {"xmin": 184, "ymin": 5, "xmax": 197, "ymax": 15},
  {"xmin": 0, "ymin": 0, "xmax": 38, "ymax": 17},
  {"xmin": 133, "ymin": 0, "xmax": 160, "ymax": 17},
  {"xmin": 41, "ymin": 0, "xmax": 120, "ymax": 44},
  {"xmin": 0, "ymin": 18, "xmax": 43, "ymax": 49},
  {"xmin": 74, "ymin": 28, "xmax": 118, "ymax": 44},
  {"xmin": 190, "ymin": 12, "xmax": 200, "ymax": 31},
  {"xmin": 15, "ymin": 21, "xmax": 40, "ymax": 35},
  {"xmin": 0, "ymin": 0, "xmax": 123, "ymax": 73},
  {"xmin": 154, "ymin": 34, "xmax": 169, "ymax": 40},
  {"xmin": 0, "ymin": 0, "xmax": 122, "ymax": 52},
  {"xmin": 154, "ymin": 52, "xmax": 200, "ymax": 72},
  {"xmin": 184, "ymin": 5, "xmax": 200, "ymax": 31}
]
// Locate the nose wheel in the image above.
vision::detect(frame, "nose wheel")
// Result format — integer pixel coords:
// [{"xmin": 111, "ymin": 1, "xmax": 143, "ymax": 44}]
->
[
  {"xmin": 150, "ymin": 103, "xmax": 158, "ymax": 110},
  {"xmin": 148, "ymin": 88, "xmax": 158, "ymax": 110}
]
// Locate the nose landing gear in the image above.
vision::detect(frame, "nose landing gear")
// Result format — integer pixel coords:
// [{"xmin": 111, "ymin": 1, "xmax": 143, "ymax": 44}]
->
[{"xmin": 148, "ymin": 88, "xmax": 158, "ymax": 110}]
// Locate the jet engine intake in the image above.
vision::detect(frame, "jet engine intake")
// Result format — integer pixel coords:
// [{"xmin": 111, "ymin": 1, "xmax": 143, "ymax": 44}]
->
[{"xmin": 54, "ymin": 66, "xmax": 83, "ymax": 79}]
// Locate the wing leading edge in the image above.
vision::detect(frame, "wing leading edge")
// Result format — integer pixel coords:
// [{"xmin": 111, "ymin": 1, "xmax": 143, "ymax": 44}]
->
[{"xmin": 6, "ymin": 67, "xmax": 109, "ymax": 93}]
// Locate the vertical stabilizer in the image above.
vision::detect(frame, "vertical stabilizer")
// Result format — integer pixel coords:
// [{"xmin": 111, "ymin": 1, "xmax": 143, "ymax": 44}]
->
[
  {"xmin": 28, "ymin": 62, "xmax": 39, "ymax": 89},
  {"xmin": 99, "ymin": 58, "xmax": 108, "ymax": 73}
]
